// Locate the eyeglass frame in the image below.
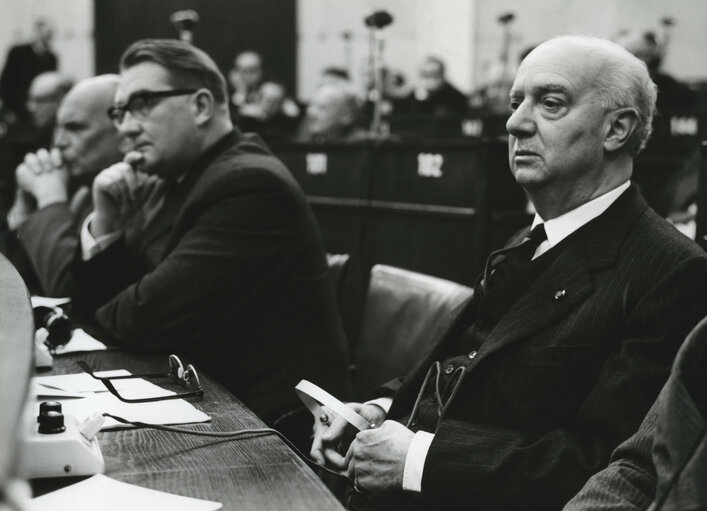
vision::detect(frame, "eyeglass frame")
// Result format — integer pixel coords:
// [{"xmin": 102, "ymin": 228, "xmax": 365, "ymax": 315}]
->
[
  {"xmin": 106, "ymin": 88, "xmax": 198, "ymax": 128},
  {"xmin": 77, "ymin": 354, "xmax": 204, "ymax": 403}
]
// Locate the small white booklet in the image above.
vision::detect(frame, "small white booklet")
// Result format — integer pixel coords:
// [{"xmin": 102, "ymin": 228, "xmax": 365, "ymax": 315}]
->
[{"xmin": 27, "ymin": 474, "xmax": 222, "ymax": 511}]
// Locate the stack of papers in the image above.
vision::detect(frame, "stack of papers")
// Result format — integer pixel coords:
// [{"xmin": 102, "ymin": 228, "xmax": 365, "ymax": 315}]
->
[
  {"xmin": 28, "ymin": 474, "xmax": 222, "ymax": 510},
  {"xmin": 32, "ymin": 370, "xmax": 210, "ymax": 429}
]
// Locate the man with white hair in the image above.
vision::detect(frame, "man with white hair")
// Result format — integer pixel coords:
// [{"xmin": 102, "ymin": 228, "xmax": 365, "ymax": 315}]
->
[
  {"xmin": 311, "ymin": 35, "xmax": 707, "ymax": 510},
  {"xmin": 298, "ymin": 82, "xmax": 365, "ymax": 142}
]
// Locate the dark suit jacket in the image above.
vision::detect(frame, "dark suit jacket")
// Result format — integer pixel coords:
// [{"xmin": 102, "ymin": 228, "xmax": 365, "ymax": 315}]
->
[
  {"xmin": 382, "ymin": 186, "xmax": 707, "ymax": 510},
  {"xmin": 0, "ymin": 43, "xmax": 58, "ymax": 117},
  {"xmin": 564, "ymin": 316, "xmax": 707, "ymax": 511},
  {"xmin": 71, "ymin": 130, "xmax": 352, "ymax": 422},
  {"xmin": 16, "ymin": 186, "xmax": 92, "ymax": 296}
]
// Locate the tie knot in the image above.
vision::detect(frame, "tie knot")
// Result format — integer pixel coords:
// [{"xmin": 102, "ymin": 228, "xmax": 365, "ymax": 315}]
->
[{"xmin": 522, "ymin": 224, "xmax": 547, "ymax": 250}]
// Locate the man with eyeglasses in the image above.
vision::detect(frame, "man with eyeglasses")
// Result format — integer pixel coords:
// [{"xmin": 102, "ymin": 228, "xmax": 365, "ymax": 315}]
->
[
  {"xmin": 2, "ymin": 74, "xmax": 120, "ymax": 296},
  {"xmin": 71, "ymin": 39, "xmax": 352, "ymax": 424},
  {"xmin": 311, "ymin": 36, "xmax": 707, "ymax": 510}
]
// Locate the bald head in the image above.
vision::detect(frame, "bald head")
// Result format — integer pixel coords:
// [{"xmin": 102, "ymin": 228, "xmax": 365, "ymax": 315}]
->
[
  {"xmin": 60, "ymin": 74, "xmax": 120, "ymax": 120},
  {"xmin": 506, "ymin": 36, "xmax": 658, "ymax": 218},
  {"xmin": 54, "ymin": 74, "xmax": 123, "ymax": 178},
  {"xmin": 523, "ymin": 36, "xmax": 657, "ymax": 156},
  {"xmin": 26, "ymin": 72, "xmax": 74, "ymax": 129},
  {"xmin": 306, "ymin": 83, "xmax": 361, "ymax": 138}
]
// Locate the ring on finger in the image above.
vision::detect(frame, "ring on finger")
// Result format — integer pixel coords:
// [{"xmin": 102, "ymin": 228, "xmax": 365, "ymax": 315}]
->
[{"xmin": 319, "ymin": 413, "xmax": 330, "ymax": 426}]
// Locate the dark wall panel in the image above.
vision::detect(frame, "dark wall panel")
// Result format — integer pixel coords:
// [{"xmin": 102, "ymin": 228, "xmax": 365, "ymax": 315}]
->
[{"xmin": 94, "ymin": 0, "xmax": 296, "ymax": 95}]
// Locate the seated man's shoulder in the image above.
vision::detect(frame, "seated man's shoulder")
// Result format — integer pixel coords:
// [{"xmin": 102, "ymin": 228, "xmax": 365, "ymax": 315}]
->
[
  {"xmin": 190, "ymin": 142, "xmax": 307, "ymax": 220},
  {"xmin": 629, "ymin": 207, "xmax": 707, "ymax": 262},
  {"xmin": 210, "ymin": 135, "xmax": 291, "ymax": 183}
]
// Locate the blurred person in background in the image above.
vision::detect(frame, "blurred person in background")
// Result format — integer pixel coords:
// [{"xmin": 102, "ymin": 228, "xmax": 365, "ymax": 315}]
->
[
  {"xmin": 25, "ymin": 72, "xmax": 74, "ymax": 148},
  {"xmin": 296, "ymin": 82, "xmax": 366, "ymax": 142},
  {"xmin": 395, "ymin": 56, "xmax": 467, "ymax": 116},
  {"xmin": 615, "ymin": 29, "xmax": 696, "ymax": 112},
  {"xmin": 228, "ymin": 50, "xmax": 265, "ymax": 119},
  {"xmin": 0, "ymin": 18, "xmax": 59, "ymax": 120},
  {"xmin": 237, "ymin": 80, "xmax": 301, "ymax": 143},
  {"xmin": 616, "ymin": 29, "xmax": 699, "ymax": 224}
]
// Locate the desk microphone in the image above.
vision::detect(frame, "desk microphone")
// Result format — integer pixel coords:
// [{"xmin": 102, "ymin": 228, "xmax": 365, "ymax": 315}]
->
[{"xmin": 33, "ymin": 306, "xmax": 72, "ymax": 349}]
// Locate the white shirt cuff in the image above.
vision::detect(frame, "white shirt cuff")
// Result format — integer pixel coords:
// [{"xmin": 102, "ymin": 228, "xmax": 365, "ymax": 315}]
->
[
  {"xmin": 81, "ymin": 211, "xmax": 123, "ymax": 260},
  {"xmin": 364, "ymin": 397, "xmax": 393, "ymax": 414},
  {"xmin": 402, "ymin": 431, "xmax": 434, "ymax": 492}
]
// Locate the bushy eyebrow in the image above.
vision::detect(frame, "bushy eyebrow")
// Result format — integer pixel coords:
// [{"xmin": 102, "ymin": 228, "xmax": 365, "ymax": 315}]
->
[{"xmin": 509, "ymin": 83, "xmax": 570, "ymax": 100}]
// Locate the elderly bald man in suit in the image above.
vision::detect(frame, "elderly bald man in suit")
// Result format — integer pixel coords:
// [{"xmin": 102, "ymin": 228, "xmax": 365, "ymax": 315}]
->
[{"xmin": 311, "ymin": 35, "xmax": 707, "ymax": 511}]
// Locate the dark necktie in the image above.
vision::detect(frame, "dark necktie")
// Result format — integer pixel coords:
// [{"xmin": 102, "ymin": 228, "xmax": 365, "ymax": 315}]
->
[{"xmin": 480, "ymin": 224, "xmax": 547, "ymax": 293}]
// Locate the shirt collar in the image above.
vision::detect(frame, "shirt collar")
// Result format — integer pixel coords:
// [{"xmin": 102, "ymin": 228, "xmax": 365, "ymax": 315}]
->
[{"xmin": 531, "ymin": 180, "xmax": 630, "ymax": 254}]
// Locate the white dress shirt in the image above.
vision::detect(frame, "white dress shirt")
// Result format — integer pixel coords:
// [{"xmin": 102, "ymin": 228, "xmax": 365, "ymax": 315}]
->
[
  {"xmin": 380, "ymin": 180, "xmax": 632, "ymax": 493},
  {"xmin": 80, "ymin": 211, "xmax": 124, "ymax": 260}
]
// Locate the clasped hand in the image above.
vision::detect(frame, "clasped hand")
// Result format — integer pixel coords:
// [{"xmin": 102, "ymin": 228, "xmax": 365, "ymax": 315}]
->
[
  {"xmin": 310, "ymin": 402, "xmax": 414, "ymax": 495},
  {"xmin": 15, "ymin": 148, "xmax": 69, "ymax": 209}
]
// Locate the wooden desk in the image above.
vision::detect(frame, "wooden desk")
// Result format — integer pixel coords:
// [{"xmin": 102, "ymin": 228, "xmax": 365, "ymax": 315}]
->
[{"xmin": 33, "ymin": 350, "xmax": 344, "ymax": 510}]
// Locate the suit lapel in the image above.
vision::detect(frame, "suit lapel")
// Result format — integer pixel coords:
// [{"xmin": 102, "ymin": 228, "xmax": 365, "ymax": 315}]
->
[
  {"xmin": 481, "ymin": 244, "xmax": 593, "ymax": 357},
  {"xmin": 481, "ymin": 185, "xmax": 648, "ymax": 360}
]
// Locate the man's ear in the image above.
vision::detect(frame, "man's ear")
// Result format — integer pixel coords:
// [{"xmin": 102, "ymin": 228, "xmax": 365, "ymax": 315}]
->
[
  {"xmin": 604, "ymin": 107, "xmax": 639, "ymax": 152},
  {"xmin": 192, "ymin": 89, "xmax": 215, "ymax": 125}
]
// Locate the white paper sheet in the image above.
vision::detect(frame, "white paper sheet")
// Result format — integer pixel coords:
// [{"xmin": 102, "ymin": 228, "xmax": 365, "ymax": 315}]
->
[
  {"xmin": 54, "ymin": 328, "xmax": 107, "ymax": 355},
  {"xmin": 31, "ymin": 381, "xmax": 86, "ymax": 399},
  {"xmin": 35, "ymin": 370, "xmax": 137, "ymax": 393},
  {"xmin": 31, "ymin": 371, "xmax": 210, "ymax": 429},
  {"xmin": 35, "ymin": 327, "xmax": 107, "ymax": 355},
  {"xmin": 30, "ymin": 296, "xmax": 71, "ymax": 308},
  {"xmin": 55, "ymin": 392, "xmax": 210, "ymax": 430},
  {"xmin": 27, "ymin": 474, "xmax": 222, "ymax": 511}
]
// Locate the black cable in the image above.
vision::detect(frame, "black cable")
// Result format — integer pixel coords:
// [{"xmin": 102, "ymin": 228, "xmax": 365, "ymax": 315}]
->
[{"xmin": 102, "ymin": 413, "xmax": 349, "ymax": 481}]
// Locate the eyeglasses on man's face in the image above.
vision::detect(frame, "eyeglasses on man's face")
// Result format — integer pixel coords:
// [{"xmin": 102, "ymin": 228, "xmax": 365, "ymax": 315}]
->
[
  {"xmin": 77, "ymin": 354, "xmax": 204, "ymax": 403},
  {"xmin": 106, "ymin": 88, "xmax": 197, "ymax": 128}
]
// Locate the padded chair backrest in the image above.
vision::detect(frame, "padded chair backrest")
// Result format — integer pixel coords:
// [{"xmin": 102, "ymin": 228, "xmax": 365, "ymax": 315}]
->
[{"xmin": 353, "ymin": 264, "xmax": 473, "ymax": 399}]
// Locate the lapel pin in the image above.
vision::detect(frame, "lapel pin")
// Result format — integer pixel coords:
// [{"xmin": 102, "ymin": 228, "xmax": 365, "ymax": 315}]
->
[{"xmin": 554, "ymin": 289, "xmax": 566, "ymax": 301}]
